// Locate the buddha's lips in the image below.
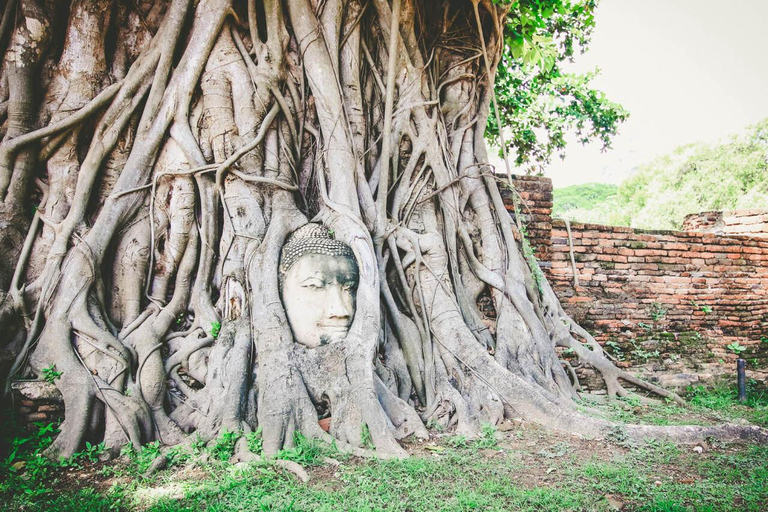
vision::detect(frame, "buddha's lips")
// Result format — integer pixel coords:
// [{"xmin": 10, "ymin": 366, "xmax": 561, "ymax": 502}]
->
[{"xmin": 318, "ymin": 324, "xmax": 350, "ymax": 332}]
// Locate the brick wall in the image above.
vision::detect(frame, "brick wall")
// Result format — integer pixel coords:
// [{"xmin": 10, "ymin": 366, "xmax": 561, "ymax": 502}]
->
[
  {"xmin": 682, "ymin": 209, "xmax": 768, "ymax": 238},
  {"xmin": 507, "ymin": 175, "xmax": 768, "ymax": 389},
  {"xmin": 11, "ymin": 381, "xmax": 64, "ymax": 428},
  {"xmin": 500, "ymin": 175, "xmax": 553, "ymax": 259}
]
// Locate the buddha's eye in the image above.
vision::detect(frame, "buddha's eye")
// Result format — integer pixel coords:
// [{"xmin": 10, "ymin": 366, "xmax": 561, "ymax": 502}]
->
[{"xmin": 302, "ymin": 278, "xmax": 324, "ymax": 289}]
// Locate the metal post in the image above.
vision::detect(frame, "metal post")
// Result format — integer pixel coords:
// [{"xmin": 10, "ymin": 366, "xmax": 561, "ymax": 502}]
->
[{"xmin": 737, "ymin": 358, "xmax": 747, "ymax": 403}]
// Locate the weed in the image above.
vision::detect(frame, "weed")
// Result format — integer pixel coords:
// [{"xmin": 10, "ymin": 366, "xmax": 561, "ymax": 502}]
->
[
  {"xmin": 121, "ymin": 440, "xmax": 163, "ymax": 474},
  {"xmin": 649, "ymin": 302, "xmax": 667, "ymax": 322},
  {"xmin": 631, "ymin": 346, "xmax": 660, "ymax": 362},
  {"xmin": 191, "ymin": 434, "xmax": 207, "ymax": 455},
  {"xmin": 690, "ymin": 299, "xmax": 713, "ymax": 315},
  {"xmin": 605, "ymin": 340, "xmax": 624, "ymax": 360},
  {"xmin": 277, "ymin": 432, "xmax": 342, "ymax": 466},
  {"xmin": 444, "ymin": 435, "xmax": 469, "ymax": 449},
  {"xmin": 41, "ymin": 365, "xmax": 62, "ymax": 383},
  {"xmin": 472, "ymin": 423, "xmax": 498, "ymax": 449},
  {"xmin": 726, "ymin": 341, "xmax": 747, "ymax": 354},
  {"xmin": 209, "ymin": 429, "xmax": 238, "ymax": 462},
  {"xmin": 360, "ymin": 423, "xmax": 374, "ymax": 449},
  {"xmin": 211, "ymin": 320, "xmax": 222, "ymax": 339},
  {"xmin": 605, "ymin": 425, "xmax": 635, "ymax": 447},
  {"xmin": 246, "ymin": 426, "xmax": 263, "ymax": 455}
]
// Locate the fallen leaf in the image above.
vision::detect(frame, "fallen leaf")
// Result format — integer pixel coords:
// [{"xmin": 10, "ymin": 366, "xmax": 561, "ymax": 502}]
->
[{"xmin": 604, "ymin": 494, "xmax": 624, "ymax": 510}]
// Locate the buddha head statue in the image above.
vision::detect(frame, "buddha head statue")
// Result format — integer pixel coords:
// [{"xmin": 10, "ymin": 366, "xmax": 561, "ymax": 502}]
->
[{"xmin": 279, "ymin": 223, "xmax": 359, "ymax": 348}]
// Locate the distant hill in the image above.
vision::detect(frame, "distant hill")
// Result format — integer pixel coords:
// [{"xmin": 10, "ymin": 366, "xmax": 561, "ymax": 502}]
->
[{"xmin": 552, "ymin": 119, "xmax": 768, "ymax": 230}]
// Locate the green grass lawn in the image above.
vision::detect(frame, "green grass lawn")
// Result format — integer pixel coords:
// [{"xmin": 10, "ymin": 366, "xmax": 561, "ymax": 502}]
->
[{"xmin": 3, "ymin": 385, "xmax": 767, "ymax": 511}]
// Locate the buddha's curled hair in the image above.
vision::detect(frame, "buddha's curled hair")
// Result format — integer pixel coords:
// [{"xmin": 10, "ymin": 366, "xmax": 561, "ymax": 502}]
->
[{"xmin": 278, "ymin": 223, "xmax": 357, "ymax": 288}]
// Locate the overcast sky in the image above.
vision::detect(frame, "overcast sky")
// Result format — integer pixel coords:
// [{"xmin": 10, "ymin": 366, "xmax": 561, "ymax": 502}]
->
[{"xmin": 537, "ymin": 0, "xmax": 768, "ymax": 188}]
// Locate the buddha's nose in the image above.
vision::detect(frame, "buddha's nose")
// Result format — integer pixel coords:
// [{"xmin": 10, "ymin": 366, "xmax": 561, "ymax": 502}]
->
[{"xmin": 326, "ymin": 286, "xmax": 352, "ymax": 319}]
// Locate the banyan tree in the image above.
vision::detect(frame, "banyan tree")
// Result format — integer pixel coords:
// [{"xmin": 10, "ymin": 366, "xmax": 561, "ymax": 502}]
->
[{"xmin": 0, "ymin": 0, "xmax": 764, "ymax": 463}]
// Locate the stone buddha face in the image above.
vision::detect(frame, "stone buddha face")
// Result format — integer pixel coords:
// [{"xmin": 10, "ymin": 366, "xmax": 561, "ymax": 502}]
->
[{"xmin": 280, "ymin": 224, "xmax": 359, "ymax": 348}]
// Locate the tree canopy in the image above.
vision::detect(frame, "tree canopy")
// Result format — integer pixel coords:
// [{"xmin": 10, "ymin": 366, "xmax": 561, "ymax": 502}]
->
[{"xmin": 488, "ymin": 0, "xmax": 629, "ymax": 171}]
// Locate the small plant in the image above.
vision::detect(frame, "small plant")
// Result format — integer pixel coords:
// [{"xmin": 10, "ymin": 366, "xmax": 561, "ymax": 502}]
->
[
  {"xmin": 727, "ymin": 342, "xmax": 747, "ymax": 355},
  {"xmin": 605, "ymin": 425, "xmax": 635, "ymax": 448},
  {"xmin": 277, "ymin": 432, "xmax": 342, "ymax": 466},
  {"xmin": 209, "ymin": 429, "xmax": 238, "ymax": 462},
  {"xmin": 472, "ymin": 423, "xmax": 498, "ymax": 449},
  {"xmin": 631, "ymin": 347, "xmax": 660, "ymax": 362},
  {"xmin": 165, "ymin": 445, "xmax": 192, "ymax": 468},
  {"xmin": 81, "ymin": 441, "xmax": 105, "ymax": 463},
  {"xmin": 211, "ymin": 321, "xmax": 221, "ymax": 339},
  {"xmin": 425, "ymin": 419, "xmax": 445, "ymax": 432},
  {"xmin": 649, "ymin": 302, "xmax": 667, "ymax": 322},
  {"xmin": 41, "ymin": 365, "xmax": 63, "ymax": 383},
  {"xmin": 121, "ymin": 440, "xmax": 162, "ymax": 474},
  {"xmin": 360, "ymin": 423, "xmax": 374, "ymax": 449},
  {"xmin": 191, "ymin": 434, "xmax": 207, "ymax": 455},
  {"xmin": 604, "ymin": 340, "xmax": 624, "ymax": 361},
  {"xmin": 63, "ymin": 441, "xmax": 105, "ymax": 468},
  {"xmin": 445, "ymin": 435, "xmax": 469, "ymax": 449},
  {"xmin": 0, "ymin": 422, "xmax": 60, "ymax": 499},
  {"xmin": 246, "ymin": 427, "xmax": 263, "ymax": 455},
  {"xmin": 690, "ymin": 300, "xmax": 712, "ymax": 315}
]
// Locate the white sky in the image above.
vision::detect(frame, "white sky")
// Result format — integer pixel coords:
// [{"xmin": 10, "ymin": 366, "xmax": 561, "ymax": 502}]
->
[{"xmin": 535, "ymin": 0, "xmax": 768, "ymax": 188}]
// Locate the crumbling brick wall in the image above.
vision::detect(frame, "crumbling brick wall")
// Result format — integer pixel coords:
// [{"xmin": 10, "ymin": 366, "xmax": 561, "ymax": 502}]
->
[
  {"xmin": 11, "ymin": 381, "xmax": 64, "ymax": 428},
  {"xmin": 682, "ymin": 209, "xmax": 768, "ymax": 238},
  {"xmin": 500, "ymin": 175, "xmax": 553, "ymax": 260},
  {"xmin": 507, "ymin": 175, "xmax": 768, "ymax": 390}
]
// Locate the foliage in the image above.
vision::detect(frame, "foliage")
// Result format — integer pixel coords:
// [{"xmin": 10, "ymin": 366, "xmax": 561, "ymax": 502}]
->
[
  {"xmin": 276, "ymin": 432, "xmax": 343, "ymax": 466},
  {"xmin": 552, "ymin": 182, "xmax": 618, "ymax": 218},
  {"xmin": 120, "ymin": 441, "xmax": 163, "ymax": 474},
  {"xmin": 210, "ymin": 321, "xmax": 221, "ymax": 340},
  {"xmin": 488, "ymin": 1, "xmax": 629, "ymax": 171},
  {"xmin": 1, "ymin": 422, "xmax": 60, "ymax": 498},
  {"xmin": 6, "ymin": 425, "xmax": 768, "ymax": 511},
  {"xmin": 2, "ymin": 389, "xmax": 766, "ymax": 510},
  {"xmin": 40, "ymin": 365, "xmax": 62, "ymax": 384},
  {"xmin": 245, "ymin": 427, "xmax": 263, "ymax": 455},
  {"xmin": 726, "ymin": 342, "xmax": 747, "ymax": 355},
  {"xmin": 553, "ymin": 119, "xmax": 768, "ymax": 228},
  {"xmin": 602, "ymin": 383, "xmax": 768, "ymax": 428},
  {"xmin": 209, "ymin": 430, "xmax": 238, "ymax": 462}
]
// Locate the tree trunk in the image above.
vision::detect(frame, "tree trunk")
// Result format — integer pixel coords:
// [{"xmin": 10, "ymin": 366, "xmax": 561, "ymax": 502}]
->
[{"xmin": 0, "ymin": 0, "xmax": 764, "ymax": 461}]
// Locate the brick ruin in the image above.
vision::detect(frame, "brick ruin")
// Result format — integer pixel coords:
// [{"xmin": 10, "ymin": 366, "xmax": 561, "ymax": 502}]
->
[
  {"xmin": 10, "ymin": 176, "xmax": 768, "ymax": 427},
  {"xmin": 682, "ymin": 209, "xmax": 768, "ymax": 238},
  {"xmin": 503, "ymin": 175, "xmax": 768, "ymax": 392}
]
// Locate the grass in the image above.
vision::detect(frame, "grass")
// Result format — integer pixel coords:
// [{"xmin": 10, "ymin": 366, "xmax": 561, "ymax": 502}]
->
[
  {"xmin": 599, "ymin": 382, "xmax": 768, "ymax": 428},
  {"xmin": 2, "ymin": 385, "xmax": 768, "ymax": 511}
]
